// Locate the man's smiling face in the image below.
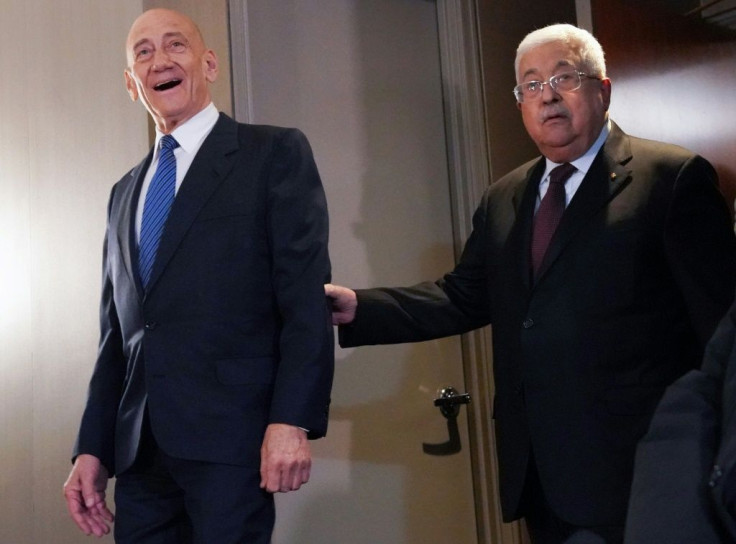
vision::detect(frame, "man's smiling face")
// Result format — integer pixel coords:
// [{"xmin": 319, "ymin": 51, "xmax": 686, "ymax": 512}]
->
[{"xmin": 124, "ymin": 9, "xmax": 218, "ymax": 134}]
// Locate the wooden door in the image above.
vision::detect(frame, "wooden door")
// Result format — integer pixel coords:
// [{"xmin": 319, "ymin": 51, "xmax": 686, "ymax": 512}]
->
[{"xmin": 231, "ymin": 1, "xmax": 478, "ymax": 542}]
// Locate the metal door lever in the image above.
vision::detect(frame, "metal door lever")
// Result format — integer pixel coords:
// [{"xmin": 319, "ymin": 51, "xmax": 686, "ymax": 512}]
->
[{"xmin": 422, "ymin": 386, "xmax": 471, "ymax": 456}]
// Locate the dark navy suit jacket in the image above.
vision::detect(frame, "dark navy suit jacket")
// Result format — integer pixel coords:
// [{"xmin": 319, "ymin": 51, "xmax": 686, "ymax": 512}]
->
[{"xmin": 74, "ymin": 113, "xmax": 334, "ymax": 476}]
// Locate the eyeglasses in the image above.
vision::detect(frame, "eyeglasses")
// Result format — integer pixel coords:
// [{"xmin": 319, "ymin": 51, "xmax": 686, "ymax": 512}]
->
[{"xmin": 513, "ymin": 70, "xmax": 600, "ymax": 103}]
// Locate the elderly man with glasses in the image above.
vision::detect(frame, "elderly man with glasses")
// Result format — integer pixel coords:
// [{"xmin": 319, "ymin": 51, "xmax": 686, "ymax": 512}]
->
[{"xmin": 326, "ymin": 23, "xmax": 736, "ymax": 543}]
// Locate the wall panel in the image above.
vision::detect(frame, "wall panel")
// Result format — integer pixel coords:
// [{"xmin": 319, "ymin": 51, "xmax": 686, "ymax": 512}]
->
[
  {"xmin": 591, "ymin": 0, "xmax": 736, "ymax": 210},
  {"xmin": 0, "ymin": 1, "xmax": 147, "ymax": 542}
]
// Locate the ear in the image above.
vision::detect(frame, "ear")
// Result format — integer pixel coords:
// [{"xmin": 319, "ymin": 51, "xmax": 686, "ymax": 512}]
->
[
  {"xmin": 203, "ymin": 49, "xmax": 219, "ymax": 83},
  {"xmin": 124, "ymin": 70, "xmax": 138, "ymax": 102},
  {"xmin": 600, "ymin": 78, "xmax": 612, "ymax": 111}
]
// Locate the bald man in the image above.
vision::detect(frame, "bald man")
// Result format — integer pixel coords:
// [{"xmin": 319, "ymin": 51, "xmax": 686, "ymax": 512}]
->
[{"xmin": 63, "ymin": 9, "xmax": 333, "ymax": 543}]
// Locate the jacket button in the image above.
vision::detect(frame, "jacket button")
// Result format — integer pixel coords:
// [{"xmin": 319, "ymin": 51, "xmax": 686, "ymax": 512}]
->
[
  {"xmin": 522, "ymin": 318, "xmax": 534, "ymax": 329},
  {"xmin": 145, "ymin": 321, "xmax": 158, "ymax": 330},
  {"xmin": 709, "ymin": 465, "xmax": 722, "ymax": 487}
]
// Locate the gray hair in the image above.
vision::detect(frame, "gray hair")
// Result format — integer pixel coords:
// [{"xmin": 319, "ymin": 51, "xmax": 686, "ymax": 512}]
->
[{"xmin": 514, "ymin": 24, "xmax": 606, "ymax": 82}]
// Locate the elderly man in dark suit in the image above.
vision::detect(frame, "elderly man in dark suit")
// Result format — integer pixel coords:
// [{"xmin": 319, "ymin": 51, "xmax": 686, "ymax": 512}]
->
[
  {"xmin": 62, "ymin": 8, "xmax": 333, "ymax": 543},
  {"xmin": 326, "ymin": 23, "xmax": 736, "ymax": 543}
]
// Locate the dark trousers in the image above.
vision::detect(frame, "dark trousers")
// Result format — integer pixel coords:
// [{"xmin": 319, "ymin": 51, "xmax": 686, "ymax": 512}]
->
[
  {"xmin": 114, "ymin": 416, "xmax": 274, "ymax": 544},
  {"xmin": 521, "ymin": 458, "xmax": 624, "ymax": 544}
]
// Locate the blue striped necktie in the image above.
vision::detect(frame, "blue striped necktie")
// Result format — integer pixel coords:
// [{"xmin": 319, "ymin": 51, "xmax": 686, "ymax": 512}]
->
[{"xmin": 139, "ymin": 134, "xmax": 179, "ymax": 289}]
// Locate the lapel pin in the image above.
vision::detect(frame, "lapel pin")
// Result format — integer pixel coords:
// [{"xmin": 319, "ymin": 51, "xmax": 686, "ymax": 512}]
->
[{"xmin": 610, "ymin": 172, "xmax": 617, "ymax": 180}]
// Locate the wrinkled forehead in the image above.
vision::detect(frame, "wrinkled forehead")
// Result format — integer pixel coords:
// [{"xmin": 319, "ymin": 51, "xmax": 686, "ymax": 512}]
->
[
  {"xmin": 518, "ymin": 41, "xmax": 583, "ymax": 81},
  {"xmin": 126, "ymin": 10, "xmax": 202, "ymax": 59}
]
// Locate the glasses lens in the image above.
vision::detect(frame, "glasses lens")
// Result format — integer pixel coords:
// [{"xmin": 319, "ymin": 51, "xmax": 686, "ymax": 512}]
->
[
  {"xmin": 551, "ymin": 71, "xmax": 582, "ymax": 92},
  {"xmin": 514, "ymin": 71, "xmax": 583, "ymax": 102},
  {"xmin": 514, "ymin": 82, "xmax": 540, "ymax": 102}
]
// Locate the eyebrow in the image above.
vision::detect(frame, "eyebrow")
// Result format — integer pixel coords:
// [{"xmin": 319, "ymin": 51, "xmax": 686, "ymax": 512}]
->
[
  {"xmin": 522, "ymin": 60, "xmax": 575, "ymax": 80},
  {"xmin": 131, "ymin": 38, "xmax": 152, "ymax": 52},
  {"xmin": 131, "ymin": 32, "xmax": 189, "ymax": 51}
]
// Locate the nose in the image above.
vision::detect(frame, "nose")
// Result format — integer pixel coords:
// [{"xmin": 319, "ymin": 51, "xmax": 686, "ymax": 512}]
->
[
  {"xmin": 540, "ymin": 81, "xmax": 560, "ymax": 103},
  {"xmin": 151, "ymin": 49, "xmax": 172, "ymax": 71}
]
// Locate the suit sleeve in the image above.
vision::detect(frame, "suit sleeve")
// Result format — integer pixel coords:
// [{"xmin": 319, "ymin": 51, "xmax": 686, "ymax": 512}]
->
[
  {"xmin": 266, "ymin": 129, "xmax": 334, "ymax": 439},
  {"xmin": 664, "ymin": 155, "xmax": 736, "ymax": 346},
  {"xmin": 626, "ymin": 302, "xmax": 736, "ymax": 542},
  {"xmin": 339, "ymin": 193, "xmax": 492, "ymax": 347},
  {"xmin": 624, "ymin": 368, "xmax": 724, "ymax": 543},
  {"xmin": 708, "ymin": 304, "xmax": 736, "ymax": 539},
  {"xmin": 72, "ymin": 186, "xmax": 127, "ymax": 474}
]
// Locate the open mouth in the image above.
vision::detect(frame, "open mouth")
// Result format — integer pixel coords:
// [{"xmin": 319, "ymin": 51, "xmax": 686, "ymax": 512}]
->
[{"xmin": 154, "ymin": 79, "xmax": 182, "ymax": 91}]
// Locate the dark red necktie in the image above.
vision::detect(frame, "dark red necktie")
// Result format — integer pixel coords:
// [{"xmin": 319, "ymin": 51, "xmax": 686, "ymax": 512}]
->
[{"xmin": 531, "ymin": 162, "xmax": 576, "ymax": 277}]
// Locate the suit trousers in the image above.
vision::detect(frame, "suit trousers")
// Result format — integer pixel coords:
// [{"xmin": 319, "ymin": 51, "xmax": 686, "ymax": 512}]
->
[
  {"xmin": 114, "ymin": 414, "xmax": 274, "ymax": 544},
  {"xmin": 522, "ymin": 456, "xmax": 624, "ymax": 544}
]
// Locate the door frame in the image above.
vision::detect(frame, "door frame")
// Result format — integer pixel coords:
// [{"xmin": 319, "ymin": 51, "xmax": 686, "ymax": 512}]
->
[
  {"xmin": 434, "ymin": 2, "xmax": 523, "ymax": 543},
  {"xmin": 227, "ymin": 1, "xmax": 519, "ymax": 542}
]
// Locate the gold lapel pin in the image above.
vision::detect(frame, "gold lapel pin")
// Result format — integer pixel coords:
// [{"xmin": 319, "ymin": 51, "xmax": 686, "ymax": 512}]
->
[{"xmin": 610, "ymin": 172, "xmax": 617, "ymax": 180}]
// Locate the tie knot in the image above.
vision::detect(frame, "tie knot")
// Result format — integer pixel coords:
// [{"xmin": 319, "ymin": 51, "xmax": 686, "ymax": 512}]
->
[
  {"xmin": 549, "ymin": 162, "xmax": 576, "ymax": 186},
  {"xmin": 160, "ymin": 134, "xmax": 179, "ymax": 151}
]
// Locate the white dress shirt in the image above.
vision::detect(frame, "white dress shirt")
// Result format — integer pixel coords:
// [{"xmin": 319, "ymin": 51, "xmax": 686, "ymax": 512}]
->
[
  {"xmin": 135, "ymin": 103, "xmax": 220, "ymax": 242},
  {"xmin": 536, "ymin": 118, "xmax": 611, "ymax": 211}
]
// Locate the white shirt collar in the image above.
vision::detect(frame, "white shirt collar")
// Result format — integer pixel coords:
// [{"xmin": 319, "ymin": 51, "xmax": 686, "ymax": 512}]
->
[
  {"xmin": 153, "ymin": 102, "xmax": 219, "ymax": 156},
  {"xmin": 544, "ymin": 118, "xmax": 611, "ymax": 176}
]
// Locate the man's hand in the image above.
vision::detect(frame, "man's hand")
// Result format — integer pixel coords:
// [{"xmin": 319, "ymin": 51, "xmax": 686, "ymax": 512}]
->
[
  {"xmin": 260, "ymin": 424, "xmax": 311, "ymax": 493},
  {"xmin": 324, "ymin": 283, "xmax": 357, "ymax": 325},
  {"xmin": 63, "ymin": 454, "xmax": 114, "ymax": 537}
]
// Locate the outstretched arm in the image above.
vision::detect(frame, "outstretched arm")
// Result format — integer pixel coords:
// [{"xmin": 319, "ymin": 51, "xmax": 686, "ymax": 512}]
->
[{"xmin": 326, "ymin": 192, "xmax": 493, "ymax": 348}]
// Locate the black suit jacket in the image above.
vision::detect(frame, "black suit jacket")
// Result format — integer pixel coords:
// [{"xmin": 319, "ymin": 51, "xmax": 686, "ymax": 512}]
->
[
  {"xmin": 709, "ymin": 303, "xmax": 736, "ymax": 539},
  {"xmin": 625, "ymin": 300, "xmax": 736, "ymax": 543},
  {"xmin": 74, "ymin": 113, "xmax": 334, "ymax": 476},
  {"xmin": 340, "ymin": 122, "xmax": 736, "ymax": 526}
]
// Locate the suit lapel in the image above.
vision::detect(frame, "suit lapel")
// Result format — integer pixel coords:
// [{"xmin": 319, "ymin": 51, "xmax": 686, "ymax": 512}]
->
[
  {"xmin": 116, "ymin": 153, "xmax": 152, "ymax": 301},
  {"xmin": 534, "ymin": 123, "xmax": 633, "ymax": 282},
  {"xmin": 507, "ymin": 159, "xmax": 545, "ymax": 293},
  {"xmin": 144, "ymin": 114, "xmax": 240, "ymax": 294}
]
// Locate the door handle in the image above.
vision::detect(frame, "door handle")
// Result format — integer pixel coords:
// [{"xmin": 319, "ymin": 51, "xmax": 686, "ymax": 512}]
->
[{"xmin": 422, "ymin": 386, "xmax": 471, "ymax": 456}]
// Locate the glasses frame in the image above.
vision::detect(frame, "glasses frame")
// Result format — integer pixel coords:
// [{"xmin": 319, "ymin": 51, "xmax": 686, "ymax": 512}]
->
[{"xmin": 513, "ymin": 70, "xmax": 601, "ymax": 103}]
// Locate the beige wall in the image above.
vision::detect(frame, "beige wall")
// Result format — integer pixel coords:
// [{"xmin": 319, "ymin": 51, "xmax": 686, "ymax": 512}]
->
[{"xmin": 0, "ymin": 1, "xmax": 147, "ymax": 542}]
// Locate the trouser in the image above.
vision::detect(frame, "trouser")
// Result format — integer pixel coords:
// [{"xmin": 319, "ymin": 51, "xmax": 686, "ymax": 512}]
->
[
  {"xmin": 521, "ymin": 458, "xmax": 624, "ymax": 544},
  {"xmin": 114, "ymin": 414, "xmax": 274, "ymax": 544}
]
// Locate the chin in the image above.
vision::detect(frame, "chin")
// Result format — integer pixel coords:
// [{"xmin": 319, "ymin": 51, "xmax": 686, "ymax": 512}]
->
[{"xmin": 152, "ymin": 104, "xmax": 189, "ymax": 121}]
